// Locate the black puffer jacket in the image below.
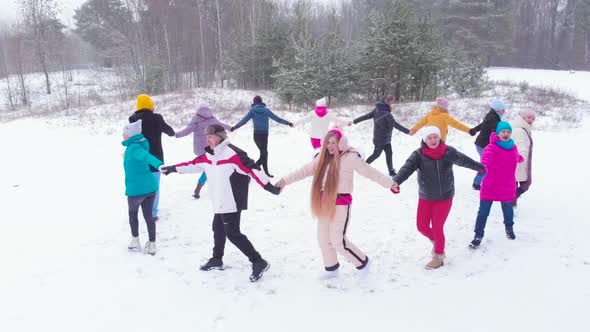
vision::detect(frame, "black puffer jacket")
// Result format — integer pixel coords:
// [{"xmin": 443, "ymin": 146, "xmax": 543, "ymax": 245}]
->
[
  {"xmin": 353, "ymin": 100, "xmax": 409, "ymax": 146},
  {"xmin": 472, "ymin": 109, "xmax": 501, "ymax": 148},
  {"xmin": 129, "ymin": 110, "xmax": 175, "ymax": 172},
  {"xmin": 393, "ymin": 142, "xmax": 484, "ymax": 201}
]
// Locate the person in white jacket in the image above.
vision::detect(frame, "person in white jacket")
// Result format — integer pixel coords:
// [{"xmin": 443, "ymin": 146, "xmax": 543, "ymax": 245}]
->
[
  {"xmin": 295, "ymin": 97, "xmax": 349, "ymax": 150},
  {"xmin": 510, "ymin": 110, "xmax": 535, "ymax": 207}
]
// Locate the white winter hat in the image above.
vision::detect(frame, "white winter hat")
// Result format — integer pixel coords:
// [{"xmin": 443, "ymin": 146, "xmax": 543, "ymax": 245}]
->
[
  {"xmin": 420, "ymin": 126, "xmax": 441, "ymax": 142},
  {"xmin": 124, "ymin": 119, "xmax": 142, "ymax": 137},
  {"xmin": 316, "ymin": 97, "xmax": 327, "ymax": 107},
  {"xmin": 197, "ymin": 101, "xmax": 210, "ymax": 110}
]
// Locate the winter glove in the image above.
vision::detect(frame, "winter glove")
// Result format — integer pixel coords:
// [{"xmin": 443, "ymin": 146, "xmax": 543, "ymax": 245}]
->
[
  {"xmin": 477, "ymin": 167, "xmax": 487, "ymax": 176},
  {"xmin": 230, "ymin": 127, "xmax": 235, "ymax": 132},
  {"xmin": 391, "ymin": 187, "xmax": 400, "ymax": 194},
  {"xmin": 469, "ymin": 128, "xmax": 477, "ymax": 136},
  {"xmin": 160, "ymin": 165, "xmax": 177, "ymax": 176},
  {"xmin": 264, "ymin": 182, "xmax": 282, "ymax": 195},
  {"xmin": 288, "ymin": 122, "xmax": 294, "ymax": 128}
]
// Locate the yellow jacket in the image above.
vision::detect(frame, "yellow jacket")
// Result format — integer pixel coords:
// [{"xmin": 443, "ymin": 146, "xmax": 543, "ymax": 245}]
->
[{"xmin": 411, "ymin": 107, "xmax": 470, "ymax": 141}]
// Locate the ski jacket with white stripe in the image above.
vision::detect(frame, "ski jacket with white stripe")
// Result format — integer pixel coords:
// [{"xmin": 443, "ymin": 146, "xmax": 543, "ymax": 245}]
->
[{"xmin": 174, "ymin": 139, "xmax": 273, "ymax": 213}]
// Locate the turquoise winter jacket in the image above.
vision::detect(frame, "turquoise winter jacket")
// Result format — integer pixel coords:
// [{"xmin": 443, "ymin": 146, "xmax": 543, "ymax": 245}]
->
[
  {"xmin": 123, "ymin": 134, "xmax": 164, "ymax": 197},
  {"xmin": 233, "ymin": 103, "xmax": 290, "ymax": 133}
]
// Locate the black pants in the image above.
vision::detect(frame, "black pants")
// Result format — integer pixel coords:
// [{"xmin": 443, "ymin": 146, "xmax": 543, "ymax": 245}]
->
[
  {"xmin": 366, "ymin": 143, "xmax": 395, "ymax": 175},
  {"xmin": 128, "ymin": 193, "xmax": 156, "ymax": 242},
  {"xmin": 212, "ymin": 211, "xmax": 262, "ymax": 263},
  {"xmin": 253, "ymin": 133, "xmax": 270, "ymax": 175}
]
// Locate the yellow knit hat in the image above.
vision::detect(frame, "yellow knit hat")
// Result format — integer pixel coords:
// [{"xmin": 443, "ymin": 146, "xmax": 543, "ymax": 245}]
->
[{"xmin": 136, "ymin": 94, "xmax": 154, "ymax": 111}]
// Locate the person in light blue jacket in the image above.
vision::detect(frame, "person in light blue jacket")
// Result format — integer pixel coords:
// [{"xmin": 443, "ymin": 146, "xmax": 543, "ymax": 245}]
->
[
  {"xmin": 122, "ymin": 119, "xmax": 163, "ymax": 255},
  {"xmin": 231, "ymin": 96, "xmax": 293, "ymax": 177}
]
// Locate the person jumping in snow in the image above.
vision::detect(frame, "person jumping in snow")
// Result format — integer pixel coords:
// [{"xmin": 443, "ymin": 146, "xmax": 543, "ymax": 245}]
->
[
  {"xmin": 175, "ymin": 102, "xmax": 231, "ymax": 199},
  {"xmin": 391, "ymin": 126, "xmax": 485, "ymax": 269},
  {"xmin": 510, "ymin": 110, "xmax": 536, "ymax": 207},
  {"xmin": 129, "ymin": 94, "xmax": 175, "ymax": 221},
  {"xmin": 160, "ymin": 124, "xmax": 282, "ymax": 282},
  {"xmin": 469, "ymin": 99, "xmax": 506, "ymax": 190},
  {"xmin": 231, "ymin": 95, "xmax": 294, "ymax": 178},
  {"xmin": 470, "ymin": 122, "xmax": 524, "ymax": 249},
  {"xmin": 409, "ymin": 97, "xmax": 475, "ymax": 143},
  {"xmin": 295, "ymin": 97, "xmax": 349, "ymax": 151},
  {"xmin": 351, "ymin": 95, "xmax": 411, "ymax": 176},
  {"xmin": 276, "ymin": 128, "xmax": 399, "ymax": 278},
  {"xmin": 122, "ymin": 120, "xmax": 164, "ymax": 255}
]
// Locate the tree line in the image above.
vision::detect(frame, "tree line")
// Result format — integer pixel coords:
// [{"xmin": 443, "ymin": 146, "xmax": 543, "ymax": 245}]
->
[{"xmin": 1, "ymin": 0, "xmax": 589, "ymax": 109}]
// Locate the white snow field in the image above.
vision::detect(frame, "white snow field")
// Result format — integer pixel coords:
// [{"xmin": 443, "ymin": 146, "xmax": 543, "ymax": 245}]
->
[{"xmin": 1, "ymin": 69, "xmax": 589, "ymax": 332}]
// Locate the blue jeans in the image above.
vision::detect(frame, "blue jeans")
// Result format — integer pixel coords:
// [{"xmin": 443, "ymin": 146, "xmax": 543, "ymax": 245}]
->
[
  {"xmin": 474, "ymin": 200, "xmax": 514, "ymax": 238},
  {"xmin": 197, "ymin": 172, "xmax": 207, "ymax": 186},
  {"xmin": 473, "ymin": 144, "xmax": 485, "ymax": 186},
  {"xmin": 152, "ymin": 172, "xmax": 160, "ymax": 217}
]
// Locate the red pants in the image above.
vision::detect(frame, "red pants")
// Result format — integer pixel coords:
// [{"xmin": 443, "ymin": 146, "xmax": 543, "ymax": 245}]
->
[{"xmin": 416, "ymin": 198, "xmax": 453, "ymax": 255}]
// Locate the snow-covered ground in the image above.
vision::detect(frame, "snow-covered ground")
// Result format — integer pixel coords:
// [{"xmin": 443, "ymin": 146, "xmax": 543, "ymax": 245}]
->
[{"xmin": 1, "ymin": 69, "xmax": 589, "ymax": 331}]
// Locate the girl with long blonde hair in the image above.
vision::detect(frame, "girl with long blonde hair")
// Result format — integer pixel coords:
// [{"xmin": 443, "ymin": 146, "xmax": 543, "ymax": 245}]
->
[{"xmin": 277, "ymin": 128, "xmax": 398, "ymax": 277}]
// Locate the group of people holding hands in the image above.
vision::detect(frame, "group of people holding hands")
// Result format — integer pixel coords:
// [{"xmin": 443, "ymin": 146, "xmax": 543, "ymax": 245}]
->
[{"xmin": 122, "ymin": 93, "xmax": 535, "ymax": 282}]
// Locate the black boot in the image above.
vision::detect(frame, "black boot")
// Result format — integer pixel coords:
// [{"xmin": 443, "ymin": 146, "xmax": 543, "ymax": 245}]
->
[
  {"xmin": 505, "ymin": 227, "xmax": 516, "ymax": 240},
  {"xmin": 199, "ymin": 257, "xmax": 224, "ymax": 271},
  {"xmin": 469, "ymin": 237, "xmax": 482, "ymax": 249},
  {"xmin": 193, "ymin": 183, "xmax": 203, "ymax": 199},
  {"xmin": 250, "ymin": 258, "xmax": 270, "ymax": 282}
]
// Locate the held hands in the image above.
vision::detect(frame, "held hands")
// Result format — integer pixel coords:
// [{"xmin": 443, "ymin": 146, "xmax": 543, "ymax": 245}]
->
[
  {"xmin": 288, "ymin": 122, "xmax": 294, "ymax": 128},
  {"xmin": 264, "ymin": 182, "xmax": 282, "ymax": 195},
  {"xmin": 347, "ymin": 121, "xmax": 353, "ymax": 126},
  {"xmin": 230, "ymin": 127, "xmax": 236, "ymax": 132},
  {"xmin": 469, "ymin": 128, "xmax": 477, "ymax": 136},
  {"xmin": 390, "ymin": 181, "xmax": 400, "ymax": 194},
  {"xmin": 408, "ymin": 129, "xmax": 416, "ymax": 136},
  {"xmin": 159, "ymin": 165, "xmax": 177, "ymax": 176},
  {"xmin": 276, "ymin": 179, "xmax": 286, "ymax": 188}
]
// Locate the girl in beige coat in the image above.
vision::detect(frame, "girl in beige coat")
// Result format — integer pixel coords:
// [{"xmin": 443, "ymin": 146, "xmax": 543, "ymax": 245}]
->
[
  {"xmin": 277, "ymin": 128, "xmax": 398, "ymax": 276},
  {"xmin": 510, "ymin": 110, "xmax": 535, "ymax": 207}
]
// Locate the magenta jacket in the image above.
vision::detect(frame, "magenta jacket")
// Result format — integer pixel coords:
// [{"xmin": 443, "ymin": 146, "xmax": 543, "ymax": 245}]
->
[{"xmin": 480, "ymin": 133, "xmax": 524, "ymax": 202}]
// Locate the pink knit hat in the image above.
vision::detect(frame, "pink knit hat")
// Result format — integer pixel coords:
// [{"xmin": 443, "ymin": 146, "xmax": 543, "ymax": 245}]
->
[{"xmin": 435, "ymin": 97, "xmax": 449, "ymax": 110}]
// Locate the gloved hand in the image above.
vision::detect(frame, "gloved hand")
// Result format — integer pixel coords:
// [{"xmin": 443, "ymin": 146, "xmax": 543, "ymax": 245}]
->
[
  {"xmin": 469, "ymin": 128, "xmax": 477, "ymax": 136},
  {"xmin": 160, "ymin": 165, "xmax": 177, "ymax": 176},
  {"xmin": 264, "ymin": 182, "xmax": 281, "ymax": 195},
  {"xmin": 391, "ymin": 187, "xmax": 401, "ymax": 194},
  {"xmin": 288, "ymin": 122, "xmax": 294, "ymax": 128},
  {"xmin": 477, "ymin": 167, "xmax": 487, "ymax": 176},
  {"xmin": 230, "ymin": 127, "xmax": 235, "ymax": 132}
]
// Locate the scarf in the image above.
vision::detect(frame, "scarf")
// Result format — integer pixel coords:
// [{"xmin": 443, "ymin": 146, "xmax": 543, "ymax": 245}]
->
[
  {"xmin": 496, "ymin": 138, "xmax": 515, "ymax": 150},
  {"xmin": 421, "ymin": 142, "xmax": 448, "ymax": 160},
  {"xmin": 315, "ymin": 106, "xmax": 328, "ymax": 118}
]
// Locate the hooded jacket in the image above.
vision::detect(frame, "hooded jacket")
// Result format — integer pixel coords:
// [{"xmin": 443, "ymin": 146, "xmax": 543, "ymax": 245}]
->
[
  {"xmin": 353, "ymin": 100, "xmax": 410, "ymax": 146},
  {"xmin": 295, "ymin": 109, "xmax": 347, "ymax": 139},
  {"xmin": 411, "ymin": 107, "xmax": 470, "ymax": 142},
  {"xmin": 472, "ymin": 109, "xmax": 502, "ymax": 148},
  {"xmin": 122, "ymin": 134, "xmax": 164, "ymax": 197},
  {"xmin": 480, "ymin": 133, "xmax": 524, "ymax": 202},
  {"xmin": 393, "ymin": 142, "xmax": 484, "ymax": 201},
  {"xmin": 129, "ymin": 110, "xmax": 175, "ymax": 172},
  {"xmin": 233, "ymin": 103, "xmax": 290, "ymax": 134},
  {"xmin": 175, "ymin": 106, "xmax": 231, "ymax": 156},
  {"xmin": 510, "ymin": 115, "xmax": 533, "ymax": 183},
  {"xmin": 281, "ymin": 135, "xmax": 394, "ymax": 194},
  {"xmin": 173, "ymin": 139, "xmax": 273, "ymax": 214}
]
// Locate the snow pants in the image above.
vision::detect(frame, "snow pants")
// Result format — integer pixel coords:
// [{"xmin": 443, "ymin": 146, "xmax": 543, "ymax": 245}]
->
[
  {"xmin": 317, "ymin": 205, "xmax": 367, "ymax": 270},
  {"xmin": 416, "ymin": 198, "xmax": 453, "ymax": 255},
  {"xmin": 212, "ymin": 211, "xmax": 262, "ymax": 263}
]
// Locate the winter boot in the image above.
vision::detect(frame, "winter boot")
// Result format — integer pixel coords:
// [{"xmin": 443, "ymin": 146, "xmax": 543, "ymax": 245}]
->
[
  {"xmin": 193, "ymin": 184, "xmax": 203, "ymax": 199},
  {"xmin": 144, "ymin": 241, "xmax": 156, "ymax": 255},
  {"xmin": 128, "ymin": 236, "xmax": 140, "ymax": 250},
  {"xmin": 319, "ymin": 263, "xmax": 340, "ymax": 280},
  {"xmin": 199, "ymin": 257, "xmax": 224, "ymax": 271},
  {"xmin": 425, "ymin": 253, "xmax": 445, "ymax": 270},
  {"xmin": 250, "ymin": 259, "xmax": 270, "ymax": 282},
  {"xmin": 505, "ymin": 226, "xmax": 516, "ymax": 240},
  {"xmin": 469, "ymin": 237, "xmax": 482, "ymax": 249}
]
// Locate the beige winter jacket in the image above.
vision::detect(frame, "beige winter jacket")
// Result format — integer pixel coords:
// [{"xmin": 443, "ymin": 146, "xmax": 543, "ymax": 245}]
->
[
  {"xmin": 510, "ymin": 115, "xmax": 533, "ymax": 182},
  {"xmin": 282, "ymin": 136, "xmax": 394, "ymax": 193}
]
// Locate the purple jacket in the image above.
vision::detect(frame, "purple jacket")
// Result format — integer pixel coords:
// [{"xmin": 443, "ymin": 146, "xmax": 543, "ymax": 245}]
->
[
  {"xmin": 480, "ymin": 133, "xmax": 524, "ymax": 202},
  {"xmin": 176, "ymin": 106, "xmax": 231, "ymax": 156}
]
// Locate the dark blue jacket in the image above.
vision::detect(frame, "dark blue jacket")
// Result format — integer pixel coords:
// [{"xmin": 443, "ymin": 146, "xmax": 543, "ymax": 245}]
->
[
  {"xmin": 353, "ymin": 100, "xmax": 410, "ymax": 146},
  {"xmin": 233, "ymin": 103, "xmax": 290, "ymax": 134}
]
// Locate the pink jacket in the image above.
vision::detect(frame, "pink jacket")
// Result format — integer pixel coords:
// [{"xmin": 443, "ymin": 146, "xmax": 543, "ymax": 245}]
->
[
  {"xmin": 480, "ymin": 133, "xmax": 524, "ymax": 202},
  {"xmin": 282, "ymin": 136, "xmax": 393, "ymax": 194}
]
